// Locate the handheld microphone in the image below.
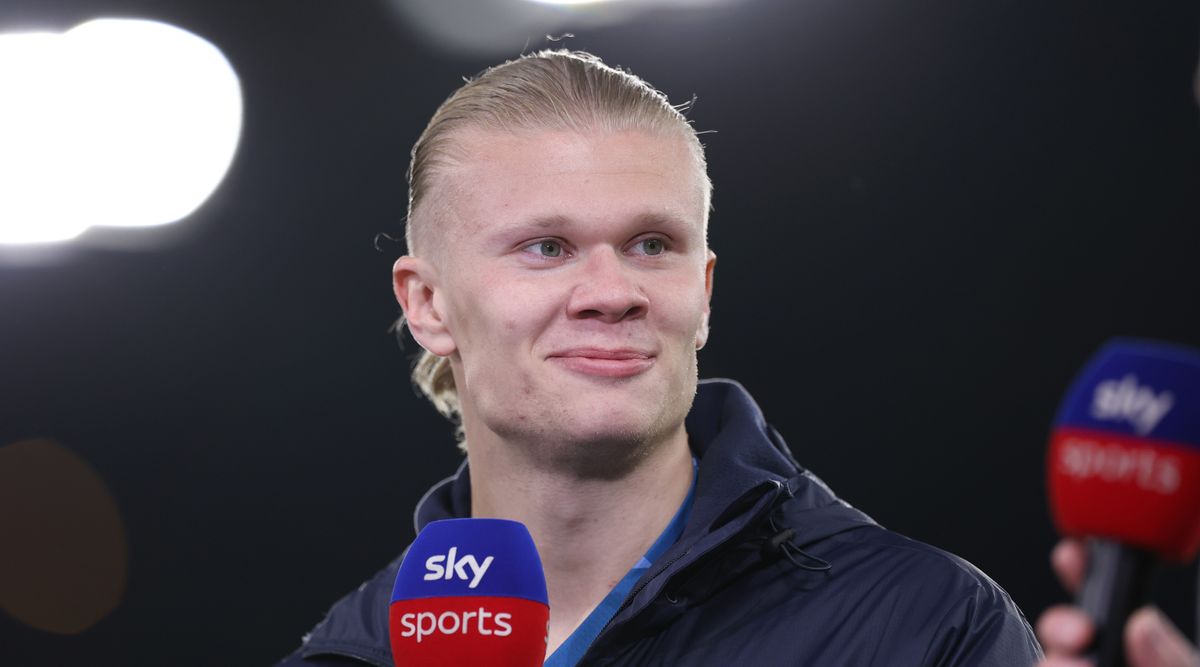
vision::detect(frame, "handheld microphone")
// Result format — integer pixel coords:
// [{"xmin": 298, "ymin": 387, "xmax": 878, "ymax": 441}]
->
[
  {"xmin": 389, "ymin": 518, "xmax": 549, "ymax": 666},
  {"xmin": 1047, "ymin": 338, "xmax": 1200, "ymax": 667}
]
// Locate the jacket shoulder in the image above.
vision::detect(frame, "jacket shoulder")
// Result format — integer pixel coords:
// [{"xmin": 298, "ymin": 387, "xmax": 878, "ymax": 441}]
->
[
  {"xmin": 274, "ymin": 553, "xmax": 401, "ymax": 667},
  {"xmin": 801, "ymin": 522, "xmax": 1044, "ymax": 666},
  {"xmin": 763, "ymin": 472, "xmax": 1042, "ymax": 666}
]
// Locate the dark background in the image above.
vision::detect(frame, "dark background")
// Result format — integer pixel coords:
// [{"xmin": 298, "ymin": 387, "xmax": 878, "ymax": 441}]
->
[{"xmin": 1, "ymin": 0, "xmax": 1198, "ymax": 664}]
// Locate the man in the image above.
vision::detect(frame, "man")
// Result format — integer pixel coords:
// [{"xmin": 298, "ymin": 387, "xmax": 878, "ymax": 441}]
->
[{"xmin": 280, "ymin": 50, "xmax": 1043, "ymax": 666}]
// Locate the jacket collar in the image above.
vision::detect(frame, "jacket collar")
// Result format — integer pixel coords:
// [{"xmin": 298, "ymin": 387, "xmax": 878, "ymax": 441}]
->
[
  {"xmin": 300, "ymin": 378, "xmax": 870, "ymax": 664},
  {"xmin": 414, "ymin": 378, "xmax": 799, "ymax": 533}
]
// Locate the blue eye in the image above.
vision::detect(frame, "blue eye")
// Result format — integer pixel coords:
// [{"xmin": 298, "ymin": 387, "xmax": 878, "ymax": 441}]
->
[
  {"xmin": 636, "ymin": 238, "xmax": 666, "ymax": 256},
  {"xmin": 537, "ymin": 240, "xmax": 563, "ymax": 257},
  {"xmin": 522, "ymin": 240, "xmax": 564, "ymax": 258}
]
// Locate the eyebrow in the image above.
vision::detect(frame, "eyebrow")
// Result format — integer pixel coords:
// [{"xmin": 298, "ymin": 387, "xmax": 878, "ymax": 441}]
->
[
  {"xmin": 526, "ymin": 214, "xmax": 569, "ymax": 229},
  {"xmin": 517, "ymin": 211, "xmax": 694, "ymax": 231},
  {"xmin": 632, "ymin": 211, "xmax": 695, "ymax": 231}
]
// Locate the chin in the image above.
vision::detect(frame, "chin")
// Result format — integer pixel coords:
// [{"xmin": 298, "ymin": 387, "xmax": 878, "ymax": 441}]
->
[
  {"xmin": 568, "ymin": 399, "xmax": 686, "ymax": 446},
  {"xmin": 526, "ymin": 405, "xmax": 669, "ymax": 443},
  {"xmin": 479, "ymin": 398, "xmax": 687, "ymax": 477},
  {"xmin": 474, "ymin": 368, "xmax": 695, "ymax": 443}
]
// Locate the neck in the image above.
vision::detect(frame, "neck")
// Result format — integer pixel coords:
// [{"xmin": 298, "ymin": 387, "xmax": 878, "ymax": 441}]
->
[{"xmin": 467, "ymin": 425, "xmax": 693, "ymax": 657}]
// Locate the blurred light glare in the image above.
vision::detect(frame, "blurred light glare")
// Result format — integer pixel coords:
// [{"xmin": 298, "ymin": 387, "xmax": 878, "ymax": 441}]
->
[
  {"xmin": 0, "ymin": 439, "xmax": 128, "ymax": 634},
  {"xmin": 392, "ymin": 0, "xmax": 735, "ymax": 57},
  {"xmin": 0, "ymin": 19, "xmax": 242, "ymax": 246}
]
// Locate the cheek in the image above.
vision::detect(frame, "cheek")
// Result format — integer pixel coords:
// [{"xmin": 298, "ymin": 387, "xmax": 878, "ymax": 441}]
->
[
  {"xmin": 655, "ymin": 280, "xmax": 709, "ymax": 338},
  {"xmin": 483, "ymin": 278, "xmax": 562, "ymax": 341},
  {"xmin": 444, "ymin": 280, "xmax": 515, "ymax": 340},
  {"xmin": 449, "ymin": 282, "xmax": 554, "ymax": 370}
]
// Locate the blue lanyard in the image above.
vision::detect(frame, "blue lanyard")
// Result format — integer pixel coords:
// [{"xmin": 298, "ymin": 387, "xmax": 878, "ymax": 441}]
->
[{"xmin": 544, "ymin": 459, "xmax": 698, "ymax": 667}]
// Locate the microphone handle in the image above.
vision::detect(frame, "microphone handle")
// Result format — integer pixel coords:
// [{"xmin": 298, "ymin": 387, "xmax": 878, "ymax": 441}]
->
[{"xmin": 1078, "ymin": 540, "xmax": 1156, "ymax": 667}]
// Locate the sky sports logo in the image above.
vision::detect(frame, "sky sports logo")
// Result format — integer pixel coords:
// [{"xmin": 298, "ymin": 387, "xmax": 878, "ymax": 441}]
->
[
  {"xmin": 1090, "ymin": 374, "xmax": 1174, "ymax": 436},
  {"xmin": 391, "ymin": 521, "xmax": 550, "ymax": 662},
  {"xmin": 396, "ymin": 548, "xmax": 516, "ymax": 643},
  {"xmin": 1056, "ymin": 435, "xmax": 1181, "ymax": 495},
  {"xmin": 423, "ymin": 547, "xmax": 493, "ymax": 589},
  {"xmin": 395, "ymin": 607, "xmax": 514, "ymax": 643}
]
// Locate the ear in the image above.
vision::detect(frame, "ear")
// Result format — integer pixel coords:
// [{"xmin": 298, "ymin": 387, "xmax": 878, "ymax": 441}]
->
[
  {"xmin": 393, "ymin": 256, "xmax": 457, "ymax": 357},
  {"xmin": 695, "ymin": 249, "xmax": 716, "ymax": 350}
]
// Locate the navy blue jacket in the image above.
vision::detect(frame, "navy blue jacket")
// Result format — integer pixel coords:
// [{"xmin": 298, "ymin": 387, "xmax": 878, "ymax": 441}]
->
[{"xmin": 280, "ymin": 379, "xmax": 1043, "ymax": 666}]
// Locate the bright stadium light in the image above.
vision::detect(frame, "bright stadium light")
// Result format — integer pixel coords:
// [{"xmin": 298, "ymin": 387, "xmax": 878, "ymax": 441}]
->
[{"xmin": 0, "ymin": 19, "xmax": 242, "ymax": 245}]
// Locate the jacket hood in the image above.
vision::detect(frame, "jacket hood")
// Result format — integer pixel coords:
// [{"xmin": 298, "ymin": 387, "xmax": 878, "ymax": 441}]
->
[{"xmin": 294, "ymin": 378, "xmax": 876, "ymax": 665}]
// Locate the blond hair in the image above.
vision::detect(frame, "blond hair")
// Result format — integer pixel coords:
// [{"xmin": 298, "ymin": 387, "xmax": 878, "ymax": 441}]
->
[{"xmin": 402, "ymin": 49, "xmax": 711, "ymax": 445}]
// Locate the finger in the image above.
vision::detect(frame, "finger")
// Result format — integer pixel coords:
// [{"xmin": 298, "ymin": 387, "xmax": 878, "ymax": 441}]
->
[
  {"xmin": 1037, "ymin": 605, "xmax": 1095, "ymax": 655},
  {"xmin": 1124, "ymin": 606, "xmax": 1200, "ymax": 667},
  {"xmin": 1051, "ymin": 538, "xmax": 1088, "ymax": 594}
]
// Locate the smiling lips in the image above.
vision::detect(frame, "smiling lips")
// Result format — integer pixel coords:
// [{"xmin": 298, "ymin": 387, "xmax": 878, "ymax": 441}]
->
[{"xmin": 549, "ymin": 348, "xmax": 655, "ymax": 378}]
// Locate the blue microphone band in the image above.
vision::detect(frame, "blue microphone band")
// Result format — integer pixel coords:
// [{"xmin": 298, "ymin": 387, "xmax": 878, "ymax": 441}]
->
[
  {"xmin": 391, "ymin": 518, "xmax": 549, "ymax": 605},
  {"xmin": 1054, "ymin": 338, "xmax": 1200, "ymax": 448}
]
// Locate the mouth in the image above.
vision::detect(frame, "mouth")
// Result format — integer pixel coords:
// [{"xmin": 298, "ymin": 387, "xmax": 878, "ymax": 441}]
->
[{"xmin": 548, "ymin": 348, "xmax": 656, "ymax": 379}]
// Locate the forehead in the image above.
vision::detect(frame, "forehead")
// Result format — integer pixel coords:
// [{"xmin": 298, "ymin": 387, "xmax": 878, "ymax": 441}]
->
[{"xmin": 427, "ymin": 128, "xmax": 707, "ymax": 245}]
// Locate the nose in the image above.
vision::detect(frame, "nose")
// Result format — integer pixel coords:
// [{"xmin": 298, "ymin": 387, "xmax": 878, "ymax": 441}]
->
[{"xmin": 567, "ymin": 247, "xmax": 649, "ymax": 323}]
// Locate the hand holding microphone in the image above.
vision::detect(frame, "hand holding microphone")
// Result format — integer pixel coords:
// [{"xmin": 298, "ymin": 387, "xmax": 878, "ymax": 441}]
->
[
  {"xmin": 1040, "ymin": 339, "xmax": 1200, "ymax": 667},
  {"xmin": 1037, "ymin": 538, "xmax": 1198, "ymax": 667}
]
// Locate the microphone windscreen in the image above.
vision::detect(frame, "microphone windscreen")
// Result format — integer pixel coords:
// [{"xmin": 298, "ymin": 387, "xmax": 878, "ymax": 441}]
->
[
  {"xmin": 1047, "ymin": 339, "xmax": 1200, "ymax": 561},
  {"xmin": 389, "ymin": 518, "xmax": 549, "ymax": 666}
]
